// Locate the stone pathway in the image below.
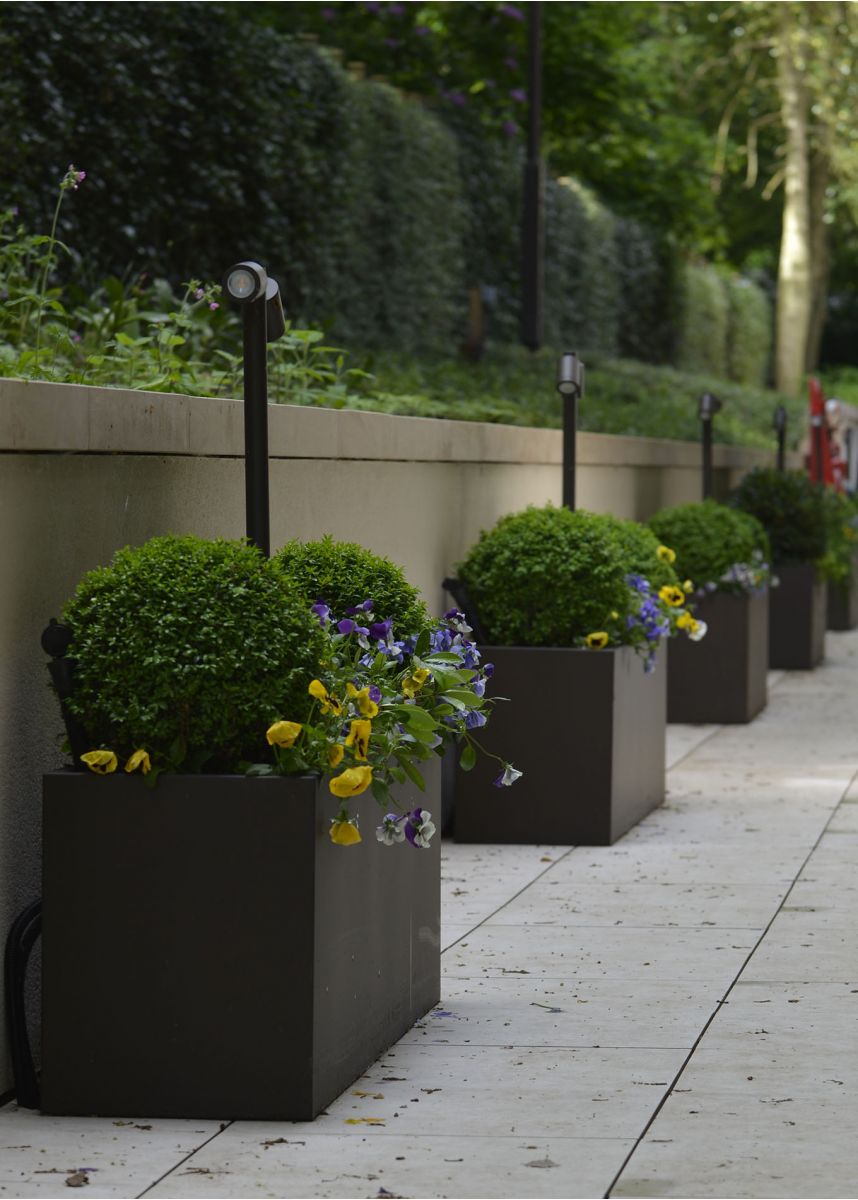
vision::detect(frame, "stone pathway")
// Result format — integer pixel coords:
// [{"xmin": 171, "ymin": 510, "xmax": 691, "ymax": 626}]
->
[{"xmin": 1, "ymin": 636, "xmax": 856, "ymax": 1199}]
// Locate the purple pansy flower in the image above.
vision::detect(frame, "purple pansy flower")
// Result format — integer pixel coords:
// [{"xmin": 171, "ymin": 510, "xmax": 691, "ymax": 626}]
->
[
  {"xmin": 312, "ymin": 601, "xmax": 331, "ymax": 626},
  {"xmin": 404, "ymin": 808, "xmax": 436, "ymax": 849}
]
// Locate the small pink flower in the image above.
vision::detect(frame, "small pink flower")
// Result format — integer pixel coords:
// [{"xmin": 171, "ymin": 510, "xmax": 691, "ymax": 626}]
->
[
  {"xmin": 209, "ymin": 301, "xmax": 219, "ymax": 311},
  {"xmin": 194, "ymin": 287, "xmax": 205, "ymax": 300}
]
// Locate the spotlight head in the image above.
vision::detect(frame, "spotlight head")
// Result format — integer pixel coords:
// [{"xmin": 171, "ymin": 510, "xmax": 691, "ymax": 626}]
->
[
  {"xmin": 773, "ymin": 404, "xmax": 787, "ymax": 433},
  {"xmin": 265, "ymin": 277, "xmax": 286, "ymax": 343},
  {"xmin": 556, "ymin": 351, "xmax": 585, "ymax": 398},
  {"xmin": 224, "ymin": 261, "xmax": 267, "ymax": 304},
  {"xmin": 698, "ymin": 391, "xmax": 722, "ymax": 420}
]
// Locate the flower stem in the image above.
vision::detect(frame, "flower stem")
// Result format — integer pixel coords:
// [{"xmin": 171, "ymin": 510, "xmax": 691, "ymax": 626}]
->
[{"xmin": 33, "ymin": 185, "xmax": 67, "ymax": 369}]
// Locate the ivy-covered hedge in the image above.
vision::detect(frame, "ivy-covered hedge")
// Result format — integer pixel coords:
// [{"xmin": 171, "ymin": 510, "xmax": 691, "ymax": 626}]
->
[{"xmin": 0, "ymin": 1, "xmax": 772, "ymax": 368}]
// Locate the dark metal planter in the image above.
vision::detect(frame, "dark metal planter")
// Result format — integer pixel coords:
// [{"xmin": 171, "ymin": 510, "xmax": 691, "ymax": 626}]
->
[
  {"xmin": 827, "ymin": 556, "xmax": 858, "ymax": 631},
  {"xmin": 667, "ymin": 589, "xmax": 768, "ymax": 724},
  {"xmin": 452, "ymin": 644, "xmax": 666, "ymax": 846},
  {"xmin": 769, "ymin": 563, "xmax": 826, "ymax": 669},
  {"xmin": 41, "ymin": 766, "xmax": 440, "ymax": 1120}
]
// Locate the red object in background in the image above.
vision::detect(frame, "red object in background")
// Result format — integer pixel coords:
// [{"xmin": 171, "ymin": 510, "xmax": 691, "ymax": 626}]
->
[{"xmin": 808, "ymin": 377, "xmax": 836, "ymax": 487}]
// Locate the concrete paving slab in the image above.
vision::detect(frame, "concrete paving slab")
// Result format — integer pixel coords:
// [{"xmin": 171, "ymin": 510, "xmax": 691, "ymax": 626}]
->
[
  {"xmin": 543, "ymin": 843, "xmax": 808, "ymax": 886},
  {"xmin": 442, "ymin": 924, "xmax": 759, "ymax": 981},
  {"xmin": 401, "ymin": 978, "xmax": 719, "ymax": 1049},
  {"xmin": 0, "ymin": 1107, "xmax": 220, "ymax": 1197},
  {"xmin": 483, "ymin": 880, "xmax": 789, "ymax": 928},
  {"xmin": 143, "ymin": 1133, "xmax": 637, "ymax": 1199}
]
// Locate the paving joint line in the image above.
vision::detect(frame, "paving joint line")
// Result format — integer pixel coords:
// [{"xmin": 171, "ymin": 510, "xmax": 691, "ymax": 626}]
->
[
  {"xmin": 603, "ymin": 756, "xmax": 858, "ymax": 1198},
  {"xmin": 136, "ymin": 1121, "xmax": 235, "ymax": 1199}
]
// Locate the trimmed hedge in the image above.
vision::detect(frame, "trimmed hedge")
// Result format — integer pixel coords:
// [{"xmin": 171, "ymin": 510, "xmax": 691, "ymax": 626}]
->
[
  {"xmin": 726, "ymin": 276, "xmax": 772, "ymax": 387},
  {"xmin": 674, "ymin": 262, "xmax": 730, "ymax": 376},
  {"xmin": 0, "ymin": 1, "xmax": 772, "ymax": 368}
]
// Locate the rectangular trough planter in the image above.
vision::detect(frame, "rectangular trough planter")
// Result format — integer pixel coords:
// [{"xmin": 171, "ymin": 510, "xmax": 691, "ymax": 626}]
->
[
  {"xmin": 827, "ymin": 556, "xmax": 858, "ymax": 631},
  {"xmin": 41, "ymin": 764, "xmax": 440, "ymax": 1120},
  {"xmin": 769, "ymin": 563, "xmax": 826, "ymax": 669},
  {"xmin": 667, "ymin": 588, "xmax": 768, "ymax": 724},
  {"xmin": 452, "ymin": 644, "xmax": 666, "ymax": 846}
]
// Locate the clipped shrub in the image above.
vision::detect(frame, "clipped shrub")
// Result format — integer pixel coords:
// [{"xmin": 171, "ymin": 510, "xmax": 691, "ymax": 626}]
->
[
  {"xmin": 648, "ymin": 500, "xmax": 770, "ymax": 591},
  {"xmin": 819, "ymin": 488, "xmax": 858, "ymax": 587},
  {"xmin": 274, "ymin": 535, "xmax": 430, "ymax": 633},
  {"xmin": 674, "ymin": 262, "xmax": 729, "ymax": 375},
  {"xmin": 589, "ymin": 512, "xmax": 680, "ymax": 592},
  {"xmin": 731, "ymin": 469, "xmax": 828, "ymax": 565},
  {"xmin": 726, "ymin": 276, "xmax": 772, "ymax": 387},
  {"xmin": 63, "ymin": 536, "xmax": 323, "ymax": 769},
  {"xmin": 456, "ymin": 505, "xmax": 632, "ymax": 646}
]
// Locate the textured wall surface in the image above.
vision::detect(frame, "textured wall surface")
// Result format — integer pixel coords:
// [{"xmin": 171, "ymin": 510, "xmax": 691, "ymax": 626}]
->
[{"xmin": 0, "ymin": 378, "xmax": 787, "ymax": 1094}]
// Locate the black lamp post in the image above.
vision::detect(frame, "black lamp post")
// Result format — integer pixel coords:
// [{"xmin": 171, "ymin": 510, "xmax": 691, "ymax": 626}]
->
[
  {"xmin": 557, "ymin": 351, "xmax": 585, "ymax": 510},
  {"xmin": 698, "ymin": 391, "xmax": 722, "ymax": 500},
  {"xmin": 223, "ymin": 261, "xmax": 286, "ymax": 558},
  {"xmin": 521, "ymin": 1, "xmax": 544, "ymax": 351},
  {"xmin": 773, "ymin": 404, "xmax": 787, "ymax": 473}
]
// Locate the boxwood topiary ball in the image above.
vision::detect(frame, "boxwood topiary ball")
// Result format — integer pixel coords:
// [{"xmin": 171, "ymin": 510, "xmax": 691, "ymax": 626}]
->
[
  {"xmin": 456, "ymin": 505, "xmax": 632, "ymax": 647},
  {"xmin": 274, "ymin": 535, "xmax": 429, "ymax": 634},
  {"xmin": 730, "ymin": 468, "xmax": 827, "ymax": 565},
  {"xmin": 647, "ymin": 499, "xmax": 769, "ymax": 590},
  {"xmin": 63, "ymin": 535, "xmax": 324, "ymax": 770},
  {"xmin": 588, "ymin": 511, "xmax": 680, "ymax": 591}
]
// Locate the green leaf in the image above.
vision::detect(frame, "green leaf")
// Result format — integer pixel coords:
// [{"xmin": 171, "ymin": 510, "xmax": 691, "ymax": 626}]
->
[
  {"xmin": 459, "ymin": 741, "xmax": 477, "ymax": 772},
  {"xmin": 397, "ymin": 755, "xmax": 426, "ymax": 791},
  {"xmin": 390, "ymin": 704, "xmax": 437, "ymax": 731},
  {"xmin": 414, "ymin": 628, "xmax": 431, "ymax": 657}
]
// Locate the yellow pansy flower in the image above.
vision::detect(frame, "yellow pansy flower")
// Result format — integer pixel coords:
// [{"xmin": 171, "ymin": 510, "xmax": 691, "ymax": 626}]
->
[
  {"xmin": 346, "ymin": 682, "xmax": 379, "ymax": 718},
  {"xmin": 329, "ymin": 819, "xmax": 362, "ymax": 846},
  {"xmin": 345, "ymin": 719, "xmax": 372, "ymax": 761},
  {"xmin": 659, "ymin": 585, "xmax": 685, "ymax": 607},
  {"xmin": 308, "ymin": 679, "xmax": 342, "ymax": 716},
  {"xmin": 329, "ymin": 765, "xmax": 373, "ymax": 798},
  {"xmin": 402, "ymin": 666, "xmax": 431, "ymax": 699},
  {"xmin": 328, "ymin": 743, "xmax": 344, "ymax": 768},
  {"xmin": 683, "ymin": 579, "xmax": 694, "ymax": 593},
  {"xmin": 124, "ymin": 749, "xmax": 151, "ymax": 775},
  {"xmin": 585, "ymin": 631, "xmax": 609, "ymax": 649},
  {"xmin": 266, "ymin": 720, "xmax": 302, "ymax": 749},
  {"xmin": 81, "ymin": 749, "xmax": 118, "ymax": 775},
  {"xmin": 610, "ymin": 611, "xmax": 619, "ymax": 620},
  {"xmin": 676, "ymin": 610, "xmax": 695, "ymax": 631},
  {"xmin": 656, "ymin": 545, "xmax": 676, "ymax": 564}
]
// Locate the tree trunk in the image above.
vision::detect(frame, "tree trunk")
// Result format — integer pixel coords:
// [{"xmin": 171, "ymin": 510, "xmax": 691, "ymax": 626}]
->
[
  {"xmin": 774, "ymin": 17, "xmax": 813, "ymax": 396},
  {"xmin": 805, "ymin": 142, "xmax": 831, "ymax": 372}
]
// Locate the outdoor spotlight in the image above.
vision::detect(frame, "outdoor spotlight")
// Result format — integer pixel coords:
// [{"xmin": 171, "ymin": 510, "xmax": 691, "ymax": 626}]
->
[
  {"xmin": 265, "ymin": 277, "xmax": 286, "ymax": 343},
  {"xmin": 224, "ymin": 261, "xmax": 268, "ymax": 304},
  {"xmin": 698, "ymin": 391, "xmax": 723, "ymax": 420},
  {"xmin": 557, "ymin": 351, "xmax": 584, "ymax": 398},
  {"xmin": 773, "ymin": 404, "xmax": 787, "ymax": 433}
]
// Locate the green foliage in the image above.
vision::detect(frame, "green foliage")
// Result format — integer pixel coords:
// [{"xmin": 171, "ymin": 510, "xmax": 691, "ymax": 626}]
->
[
  {"xmin": 274, "ymin": 536, "xmax": 430, "ymax": 635},
  {"xmin": 819, "ymin": 488, "xmax": 858, "ymax": 587},
  {"xmin": 731, "ymin": 469, "xmax": 828, "ymax": 565},
  {"xmin": 62, "ymin": 536, "xmax": 324, "ymax": 770},
  {"xmin": 674, "ymin": 262, "xmax": 730, "ymax": 375},
  {"xmin": 456, "ymin": 505, "xmax": 632, "ymax": 647},
  {"xmin": 543, "ymin": 177, "xmax": 620, "ymax": 356},
  {"xmin": 647, "ymin": 500, "xmax": 770, "ymax": 591},
  {"xmin": 356, "ymin": 346, "xmax": 802, "ymax": 449},
  {"xmin": 726, "ymin": 277, "xmax": 772, "ymax": 387},
  {"xmin": 590, "ymin": 513, "xmax": 680, "ymax": 591}
]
